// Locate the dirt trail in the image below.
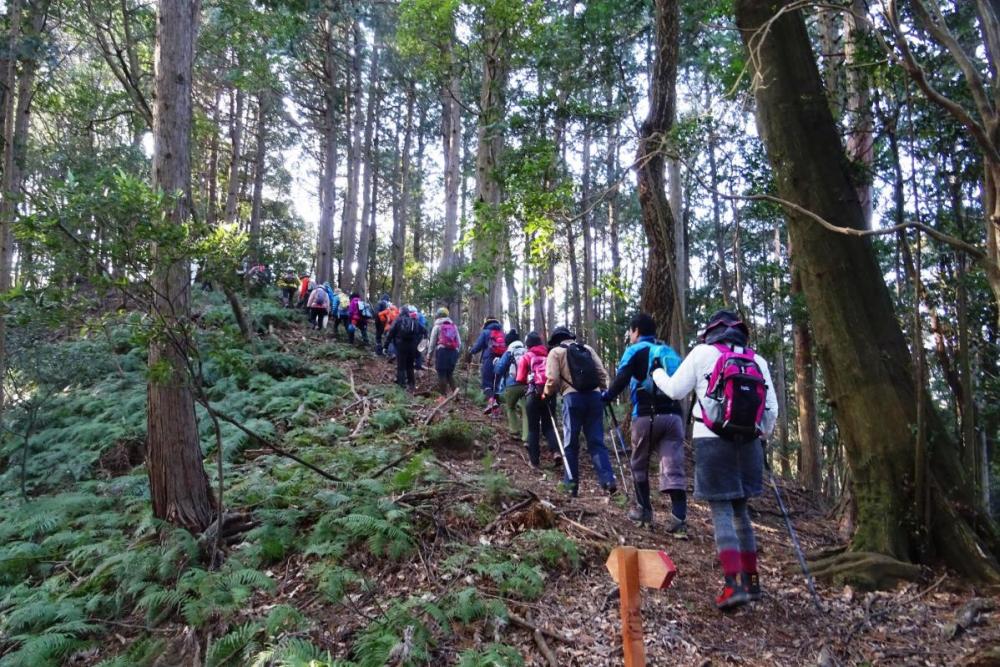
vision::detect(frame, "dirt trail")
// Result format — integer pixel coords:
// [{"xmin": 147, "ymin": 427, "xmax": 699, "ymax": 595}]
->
[{"xmin": 292, "ymin": 327, "xmax": 1000, "ymax": 666}]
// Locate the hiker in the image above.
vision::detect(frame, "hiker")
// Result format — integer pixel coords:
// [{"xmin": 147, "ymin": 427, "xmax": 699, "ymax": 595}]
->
[
  {"xmin": 408, "ymin": 306, "xmax": 428, "ymax": 370},
  {"xmin": 384, "ymin": 305, "xmax": 426, "ymax": 391},
  {"xmin": 542, "ymin": 326, "xmax": 616, "ymax": 496},
  {"xmin": 374, "ymin": 294, "xmax": 391, "ymax": 355},
  {"xmin": 602, "ymin": 313, "xmax": 687, "ymax": 535},
  {"xmin": 515, "ymin": 331, "xmax": 561, "ymax": 469},
  {"xmin": 277, "ymin": 269, "xmax": 298, "ymax": 307},
  {"xmin": 494, "ymin": 333, "xmax": 528, "ymax": 443},
  {"xmin": 378, "ymin": 300, "xmax": 400, "ymax": 359},
  {"xmin": 330, "ymin": 288, "xmax": 349, "ymax": 339},
  {"xmin": 651, "ymin": 309, "xmax": 777, "ymax": 610},
  {"xmin": 427, "ymin": 307, "xmax": 461, "ymax": 395},
  {"xmin": 297, "ymin": 273, "xmax": 312, "ymax": 308},
  {"xmin": 353, "ymin": 295, "xmax": 374, "ymax": 346},
  {"xmin": 306, "ymin": 283, "xmax": 330, "ymax": 330},
  {"xmin": 468, "ymin": 318, "xmax": 507, "ymax": 408}
]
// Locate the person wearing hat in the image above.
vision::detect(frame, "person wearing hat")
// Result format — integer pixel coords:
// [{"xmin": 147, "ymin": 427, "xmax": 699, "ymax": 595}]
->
[
  {"xmin": 426, "ymin": 307, "xmax": 462, "ymax": 395},
  {"xmin": 277, "ymin": 268, "xmax": 299, "ymax": 307},
  {"xmin": 296, "ymin": 272, "xmax": 312, "ymax": 308},
  {"xmin": 651, "ymin": 309, "xmax": 777, "ymax": 611},
  {"xmin": 542, "ymin": 326, "xmax": 616, "ymax": 496},
  {"xmin": 374, "ymin": 293, "xmax": 392, "ymax": 355},
  {"xmin": 384, "ymin": 305, "xmax": 426, "ymax": 391}
]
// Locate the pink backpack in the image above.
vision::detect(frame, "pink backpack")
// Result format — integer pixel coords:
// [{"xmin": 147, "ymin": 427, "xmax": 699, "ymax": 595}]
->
[
  {"xmin": 489, "ymin": 328, "xmax": 507, "ymax": 356},
  {"xmin": 439, "ymin": 321, "xmax": 460, "ymax": 350},
  {"xmin": 698, "ymin": 343, "xmax": 767, "ymax": 441},
  {"xmin": 526, "ymin": 351, "xmax": 548, "ymax": 390}
]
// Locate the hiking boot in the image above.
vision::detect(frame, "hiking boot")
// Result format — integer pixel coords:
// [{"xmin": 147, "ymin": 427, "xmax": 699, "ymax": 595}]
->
[
  {"xmin": 627, "ymin": 506, "xmax": 653, "ymax": 526},
  {"xmin": 602, "ymin": 482, "xmax": 619, "ymax": 497},
  {"xmin": 740, "ymin": 572, "xmax": 762, "ymax": 601},
  {"xmin": 716, "ymin": 576, "xmax": 750, "ymax": 611},
  {"xmin": 662, "ymin": 514, "xmax": 688, "ymax": 539}
]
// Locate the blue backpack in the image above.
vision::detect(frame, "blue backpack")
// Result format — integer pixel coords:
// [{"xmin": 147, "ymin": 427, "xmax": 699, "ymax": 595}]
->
[{"xmin": 640, "ymin": 340, "xmax": 682, "ymax": 396}]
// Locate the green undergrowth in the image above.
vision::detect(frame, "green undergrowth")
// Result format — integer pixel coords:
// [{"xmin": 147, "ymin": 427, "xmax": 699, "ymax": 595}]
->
[{"xmin": 0, "ymin": 293, "xmax": 570, "ymax": 665}]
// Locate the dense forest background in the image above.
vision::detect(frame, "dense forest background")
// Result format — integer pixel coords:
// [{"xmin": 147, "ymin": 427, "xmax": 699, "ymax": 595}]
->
[{"xmin": 1, "ymin": 0, "xmax": 1000, "ymax": 664}]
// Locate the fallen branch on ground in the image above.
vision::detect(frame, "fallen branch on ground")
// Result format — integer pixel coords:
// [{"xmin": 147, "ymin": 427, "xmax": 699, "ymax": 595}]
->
[
  {"xmin": 508, "ymin": 612, "xmax": 574, "ymax": 644},
  {"xmin": 422, "ymin": 388, "xmax": 461, "ymax": 425}
]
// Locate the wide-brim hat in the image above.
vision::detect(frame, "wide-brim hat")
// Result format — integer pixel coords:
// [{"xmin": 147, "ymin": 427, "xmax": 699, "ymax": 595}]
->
[{"xmin": 547, "ymin": 326, "xmax": 575, "ymax": 347}]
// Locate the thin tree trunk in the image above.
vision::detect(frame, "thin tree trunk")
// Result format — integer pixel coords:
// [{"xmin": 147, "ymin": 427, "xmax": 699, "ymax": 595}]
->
[
  {"xmin": 567, "ymin": 219, "xmax": 582, "ymax": 330},
  {"xmin": 707, "ymin": 117, "xmax": 732, "ymax": 307},
  {"xmin": 316, "ymin": 16, "xmax": 339, "ymax": 285},
  {"xmin": 391, "ymin": 90, "xmax": 415, "ymax": 304},
  {"xmin": 737, "ymin": 0, "xmax": 1000, "ymax": 583},
  {"xmin": 248, "ymin": 91, "xmax": 268, "ymax": 264},
  {"xmin": 440, "ymin": 67, "xmax": 461, "ymax": 272},
  {"xmin": 206, "ymin": 87, "xmax": 221, "ymax": 226},
  {"xmin": 792, "ymin": 245, "xmax": 822, "ymax": 491},
  {"xmin": 341, "ymin": 21, "xmax": 364, "ymax": 289},
  {"xmin": 581, "ymin": 125, "xmax": 595, "ymax": 341},
  {"xmin": 355, "ymin": 32, "xmax": 381, "ymax": 296},
  {"xmin": 772, "ymin": 225, "xmax": 791, "ymax": 478},
  {"xmin": 147, "ymin": 0, "xmax": 215, "ymax": 533},
  {"xmin": 844, "ymin": 0, "xmax": 874, "ymax": 228},
  {"xmin": 222, "ymin": 87, "xmax": 244, "ymax": 225},
  {"xmin": 412, "ymin": 103, "xmax": 426, "ymax": 265}
]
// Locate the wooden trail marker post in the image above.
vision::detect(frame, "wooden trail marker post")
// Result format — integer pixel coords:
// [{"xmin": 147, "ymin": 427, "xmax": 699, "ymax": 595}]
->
[{"xmin": 606, "ymin": 546, "xmax": 677, "ymax": 667}]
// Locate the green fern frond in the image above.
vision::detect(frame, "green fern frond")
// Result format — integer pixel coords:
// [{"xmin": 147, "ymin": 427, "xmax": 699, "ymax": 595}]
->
[{"xmin": 206, "ymin": 622, "xmax": 262, "ymax": 667}]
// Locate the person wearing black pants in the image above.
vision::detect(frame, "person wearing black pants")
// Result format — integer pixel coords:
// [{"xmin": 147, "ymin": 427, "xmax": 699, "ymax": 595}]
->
[
  {"xmin": 516, "ymin": 332, "xmax": 561, "ymax": 468},
  {"xmin": 384, "ymin": 306, "xmax": 425, "ymax": 391},
  {"xmin": 374, "ymin": 293, "xmax": 390, "ymax": 355}
]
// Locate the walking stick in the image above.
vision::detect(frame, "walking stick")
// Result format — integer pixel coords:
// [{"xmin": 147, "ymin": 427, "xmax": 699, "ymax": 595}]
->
[
  {"xmin": 605, "ymin": 404, "xmax": 633, "ymax": 500},
  {"xmin": 546, "ymin": 402, "xmax": 574, "ymax": 482},
  {"xmin": 765, "ymin": 451, "xmax": 823, "ymax": 612}
]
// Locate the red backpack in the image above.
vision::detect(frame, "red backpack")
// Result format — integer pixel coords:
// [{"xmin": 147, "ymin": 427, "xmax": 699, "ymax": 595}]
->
[
  {"xmin": 698, "ymin": 343, "xmax": 767, "ymax": 441},
  {"xmin": 488, "ymin": 329, "xmax": 507, "ymax": 356},
  {"xmin": 439, "ymin": 321, "xmax": 460, "ymax": 350}
]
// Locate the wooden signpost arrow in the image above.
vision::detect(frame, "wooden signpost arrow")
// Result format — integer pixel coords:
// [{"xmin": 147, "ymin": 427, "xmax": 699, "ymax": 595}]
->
[{"xmin": 606, "ymin": 546, "xmax": 677, "ymax": 667}]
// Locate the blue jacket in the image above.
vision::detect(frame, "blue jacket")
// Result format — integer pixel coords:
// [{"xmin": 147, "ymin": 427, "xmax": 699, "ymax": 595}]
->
[
  {"xmin": 493, "ymin": 341, "xmax": 526, "ymax": 394},
  {"xmin": 606, "ymin": 336, "xmax": 682, "ymax": 417},
  {"xmin": 469, "ymin": 322, "xmax": 504, "ymax": 364}
]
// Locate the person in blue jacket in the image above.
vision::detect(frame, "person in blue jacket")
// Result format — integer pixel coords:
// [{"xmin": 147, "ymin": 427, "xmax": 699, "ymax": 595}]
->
[
  {"xmin": 468, "ymin": 317, "xmax": 505, "ymax": 403},
  {"xmin": 602, "ymin": 313, "xmax": 687, "ymax": 535}
]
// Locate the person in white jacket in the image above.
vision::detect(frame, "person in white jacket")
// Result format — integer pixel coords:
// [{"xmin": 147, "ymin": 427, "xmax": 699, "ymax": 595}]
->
[{"xmin": 652, "ymin": 309, "xmax": 777, "ymax": 611}]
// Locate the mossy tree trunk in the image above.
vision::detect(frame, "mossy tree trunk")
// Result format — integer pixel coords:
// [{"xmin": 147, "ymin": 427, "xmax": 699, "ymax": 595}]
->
[
  {"xmin": 735, "ymin": 0, "xmax": 1000, "ymax": 585},
  {"xmin": 637, "ymin": 0, "xmax": 683, "ymax": 350}
]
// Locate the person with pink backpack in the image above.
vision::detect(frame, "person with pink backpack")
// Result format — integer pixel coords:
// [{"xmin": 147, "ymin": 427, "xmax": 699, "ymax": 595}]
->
[
  {"xmin": 651, "ymin": 309, "xmax": 778, "ymax": 611},
  {"xmin": 427, "ymin": 307, "xmax": 462, "ymax": 395},
  {"xmin": 515, "ymin": 332, "xmax": 561, "ymax": 469}
]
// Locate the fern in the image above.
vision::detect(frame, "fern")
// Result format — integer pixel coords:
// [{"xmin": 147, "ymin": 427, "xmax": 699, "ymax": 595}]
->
[
  {"xmin": 516, "ymin": 529, "xmax": 581, "ymax": 571},
  {"xmin": 0, "ymin": 632, "xmax": 86, "ymax": 667},
  {"xmin": 444, "ymin": 587, "xmax": 507, "ymax": 625},
  {"xmin": 206, "ymin": 622, "xmax": 262, "ymax": 667},
  {"xmin": 310, "ymin": 563, "xmax": 364, "ymax": 604},
  {"xmin": 263, "ymin": 604, "xmax": 306, "ymax": 635},
  {"xmin": 250, "ymin": 637, "xmax": 333, "ymax": 667},
  {"xmin": 457, "ymin": 644, "xmax": 525, "ymax": 667}
]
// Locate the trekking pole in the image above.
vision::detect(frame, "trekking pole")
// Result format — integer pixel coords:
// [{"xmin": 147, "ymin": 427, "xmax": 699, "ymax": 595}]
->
[
  {"xmin": 546, "ymin": 402, "xmax": 574, "ymax": 482},
  {"xmin": 605, "ymin": 404, "xmax": 633, "ymax": 500},
  {"xmin": 765, "ymin": 453, "xmax": 824, "ymax": 612}
]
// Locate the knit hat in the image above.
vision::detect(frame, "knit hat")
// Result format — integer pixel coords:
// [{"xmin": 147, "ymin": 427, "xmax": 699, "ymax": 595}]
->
[
  {"xmin": 505, "ymin": 329, "xmax": 520, "ymax": 346},
  {"xmin": 436, "ymin": 307, "xmax": 449, "ymax": 318},
  {"xmin": 547, "ymin": 326, "xmax": 576, "ymax": 347},
  {"xmin": 525, "ymin": 331, "xmax": 543, "ymax": 348},
  {"xmin": 700, "ymin": 309, "xmax": 749, "ymax": 346},
  {"xmin": 483, "ymin": 317, "xmax": 500, "ymax": 327}
]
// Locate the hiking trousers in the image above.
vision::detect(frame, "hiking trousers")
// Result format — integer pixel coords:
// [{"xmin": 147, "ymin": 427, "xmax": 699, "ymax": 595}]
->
[
  {"xmin": 561, "ymin": 391, "xmax": 615, "ymax": 490},
  {"xmin": 396, "ymin": 341, "xmax": 419, "ymax": 389},
  {"xmin": 502, "ymin": 384, "xmax": 528, "ymax": 440},
  {"xmin": 434, "ymin": 348, "xmax": 459, "ymax": 394},
  {"xmin": 630, "ymin": 413, "xmax": 686, "ymax": 491},
  {"xmin": 480, "ymin": 356, "xmax": 498, "ymax": 398},
  {"xmin": 309, "ymin": 307, "xmax": 327, "ymax": 329},
  {"xmin": 524, "ymin": 392, "xmax": 559, "ymax": 467}
]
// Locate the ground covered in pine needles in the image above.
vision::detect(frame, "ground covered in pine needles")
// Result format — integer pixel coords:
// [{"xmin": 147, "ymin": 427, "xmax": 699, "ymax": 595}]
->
[{"xmin": 1, "ymin": 293, "xmax": 998, "ymax": 666}]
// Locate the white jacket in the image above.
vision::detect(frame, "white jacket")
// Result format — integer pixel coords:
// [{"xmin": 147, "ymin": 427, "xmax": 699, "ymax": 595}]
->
[{"xmin": 652, "ymin": 343, "xmax": 778, "ymax": 440}]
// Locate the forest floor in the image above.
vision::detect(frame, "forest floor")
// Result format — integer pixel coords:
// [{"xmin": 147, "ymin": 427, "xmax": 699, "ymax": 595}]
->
[
  {"xmin": 259, "ymin": 317, "xmax": 1000, "ymax": 666},
  {"xmin": 3, "ymin": 296, "xmax": 1000, "ymax": 667}
]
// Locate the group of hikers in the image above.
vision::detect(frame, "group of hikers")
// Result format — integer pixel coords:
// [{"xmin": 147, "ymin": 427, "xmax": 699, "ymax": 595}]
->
[{"xmin": 274, "ymin": 271, "xmax": 778, "ymax": 611}]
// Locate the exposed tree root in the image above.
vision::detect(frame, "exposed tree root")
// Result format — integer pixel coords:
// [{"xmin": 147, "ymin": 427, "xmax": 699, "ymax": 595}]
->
[{"xmin": 807, "ymin": 550, "xmax": 926, "ymax": 590}]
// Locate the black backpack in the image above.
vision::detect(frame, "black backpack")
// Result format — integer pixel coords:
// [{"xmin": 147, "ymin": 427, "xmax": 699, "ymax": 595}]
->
[
  {"xmin": 398, "ymin": 316, "xmax": 420, "ymax": 342},
  {"xmin": 564, "ymin": 342, "xmax": 600, "ymax": 392}
]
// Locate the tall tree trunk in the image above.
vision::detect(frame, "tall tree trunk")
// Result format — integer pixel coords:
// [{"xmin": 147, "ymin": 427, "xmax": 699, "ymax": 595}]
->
[
  {"xmin": 567, "ymin": 219, "xmax": 582, "ymax": 330},
  {"xmin": 736, "ymin": 0, "xmax": 1000, "ymax": 584},
  {"xmin": 468, "ymin": 23, "xmax": 509, "ymax": 329},
  {"xmin": 669, "ymin": 156, "xmax": 685, "ymax": 323},
  {"xmin": 707, "ymin": 122, "xmax": 732, "ymax": 307},
  {"xmin": 844, "ymin": 0, "xmax": 874, "ymax": 228},
  {"xmin": 147, "ymin": 0, "xmax": 214, "ymax": 533},
  {"xmin": 412, "ymin": 102, "xmax": 427, "ymax": 265},
  {"xmin": 637, "ymin": 0, "xmax": 682, "ymax": 349},
  {"xmin": 341, "ymin": 21, "xmax": 364, "ymax": 289},
  {"xmin": 354, "ymin": 32, "xmax": 381, "ymax": 296},
  {"xmin": 206, "ymin": 87, "xmax": 221, "ymax": 226},
  {"xmin": 248, "ymin": 91, "xmax": 268, "ymax": 264},
  {"xmin": 772, "ymin": 225, "xmax": 791, "ymax": 477},
  {"xmin": 792, "ymin": 247, "xmax": 822, "ymax": 491},
  {"xmin": 316, "ymin": 16, "xmax": 339, "ymax": 285},
  {"xmin": 392, "ymin": 91, "xmax": 415, "ymax": 304},
  {"xmin": 581, "ymin": 125, "xmax": 595, "ymax": 342},
  {"xmin": 440, "ymin": 67, "xmax": 461, "ymax": 272},
  {"xmin": 222, "ymin": 87, "xmax": 244, "ymax": 225}
]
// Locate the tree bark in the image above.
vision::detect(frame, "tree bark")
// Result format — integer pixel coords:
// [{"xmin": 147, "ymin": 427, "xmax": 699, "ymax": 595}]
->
[
  {"xmin": 772, "ymin": 225, "xmax": 791, "ymax": 478},
  {"xmin": 736, "ymin": 0, "xmax": 1000, "ymax": 584},
  {"xmin": 637, "ymin": 0, "xmax": 682, "ymax": 350},
  {"xmin": 354, "ymin": 31, "xmax": 381, "ymax": 297},
  {"xmin": 581, "ymin": 125, "xmax": 595, "ymax": 342},
  {"xmin": 391, "ymin": 89, "xmax": 415, "ymax": 304},
  {"xmin": 206, "ymin": 87, "xmax": 221, "ymax": 226},
  {"xmin": 340, "ymin": 21, "xmax": 364, "ymax": 290},
  {"xmin": 222, "ymin": 87, "xmax": 244, "ymax": 225},
  {"xmin": 147, "ymin": 0, "xmax": 214, "ymax": 533},
  {"xmin": 844, "ymin": 0, "xmax": 874, "ymax": 228},
  {"xmin": 0, "ymin": 0, "xmax": 22, "ymax": 414},
  {"xmin": 248, "ymin": 90, "xmax": 268, "ymax": 264},
  {"xmin": 315, "ymin": 15, "xmax": 339, "ymax": 285},
  {"xmin": 707, "ymin": 122, "xmax": 732, "ymax": 307}
]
